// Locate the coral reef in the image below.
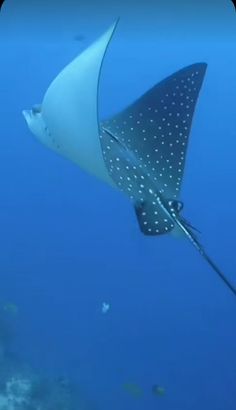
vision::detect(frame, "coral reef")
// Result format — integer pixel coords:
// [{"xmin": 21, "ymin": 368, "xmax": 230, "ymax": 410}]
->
[
  {"xmin": 0, "ymin": 309, "xmax": 94, "ymax": 410},
  {"xmin": 0, "ymin": 374, "xmax": 78, "ymax": 410},
  {"xmin": 0, "ymin": 376, "xmax": 31, "ymax": 409}
]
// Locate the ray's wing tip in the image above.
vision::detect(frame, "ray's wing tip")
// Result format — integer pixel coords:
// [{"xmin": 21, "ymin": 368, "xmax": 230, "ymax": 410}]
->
[
  {"xmin": 181, "ymin": 62, "xmax": 208, "ymax": 83},
  {"xmin": 193, "ymin": 62, "xmax": 208, "ymax": 74},
  {"xmin": 186, "ymin": 62, "xmax": 207, "ymax": 71},
  {"xmin": 103, "ymin": 18, "xmax": 120, "ymax": 39},
  {"xmin": 172, "ymin": 62, "xmax": 207, "ymax": 83},
  {"xmin": 197, "ymin": 62, "xmax": 208, "ymax": 70},
  {"xmin": 111, "ymin": 17, "xmax": 120, "ymax": 31},
  {"xmin": 115, "ymin": 16, "xmax": 121, "ymax": 24},
  {"xmin": 197, "ymin": 62, "xmax": 208, "ymax": 82}
]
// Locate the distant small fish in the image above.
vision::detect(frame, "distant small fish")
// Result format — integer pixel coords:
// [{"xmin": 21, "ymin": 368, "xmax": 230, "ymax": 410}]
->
[
  {"xmin": 74, "ymin": 34, "xmax": 85, "ymax": 42},
  {"xmin": 101, "ymin": 302, "xmax": 110, "ymax": 313},
  {"xmin": 152, "ymin": 384, "xmax": 165, "ymax": 396},
  {"xmin": 123, "ymin": 382, "xmax": 143, "ymax": 398}
]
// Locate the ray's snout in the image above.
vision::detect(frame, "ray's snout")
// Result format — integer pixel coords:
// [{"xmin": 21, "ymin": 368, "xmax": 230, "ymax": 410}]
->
[{"xmin": 22, "ymin": 109, "xmax": 31, "ymax": 123}]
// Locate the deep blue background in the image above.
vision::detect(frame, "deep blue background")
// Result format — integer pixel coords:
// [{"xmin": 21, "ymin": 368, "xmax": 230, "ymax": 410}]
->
[{"xmin": 0, "ymin": 1, "xmax": 236, "ymax": 409}]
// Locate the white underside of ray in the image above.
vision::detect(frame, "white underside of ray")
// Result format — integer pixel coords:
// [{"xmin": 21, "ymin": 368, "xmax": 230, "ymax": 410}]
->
[{"xmin": 23, "ymin": 22, "xmax": 118, "ymax": 187}]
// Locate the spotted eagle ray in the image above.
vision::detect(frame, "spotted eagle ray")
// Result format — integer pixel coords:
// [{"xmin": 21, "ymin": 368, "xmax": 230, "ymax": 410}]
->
[{"xmin": 23, "ymin": 20, "xmax": 236, "ymax": 297}]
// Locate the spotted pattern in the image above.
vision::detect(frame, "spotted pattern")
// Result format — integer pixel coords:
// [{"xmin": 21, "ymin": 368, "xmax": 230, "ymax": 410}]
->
[
  {"xmin": 99, "ymin": 63, "xmax": 207, "ymax": 235},
  {"xmin": 100, "ymin": 128, "xmax": 175, "ymax": 234}
]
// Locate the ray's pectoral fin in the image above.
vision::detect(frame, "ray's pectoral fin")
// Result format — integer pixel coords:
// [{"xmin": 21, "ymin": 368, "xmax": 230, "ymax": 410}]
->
[
  {"xmin": 101, "ymin": 63, "xmax": 207, "ymax": 199},
  {"xmin": 23, "ymin": 21, "xmax": 119, "ymax": 187}
]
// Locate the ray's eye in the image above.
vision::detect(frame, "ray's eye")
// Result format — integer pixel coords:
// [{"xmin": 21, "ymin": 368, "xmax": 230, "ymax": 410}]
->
[{"xmin": 32, "ymin": 104, "xmax": 42, "ymax": 115}]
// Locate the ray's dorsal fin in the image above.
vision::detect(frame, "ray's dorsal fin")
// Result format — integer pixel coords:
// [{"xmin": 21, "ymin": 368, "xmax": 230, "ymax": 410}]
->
[{"xmin": 102, "ymin": 63, "xmax": 207, "ymax": 199}]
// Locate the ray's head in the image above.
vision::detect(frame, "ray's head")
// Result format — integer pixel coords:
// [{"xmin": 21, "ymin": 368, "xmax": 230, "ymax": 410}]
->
[{"xmin": 22, "ymin": 105, "xmax": 51, "ymax": 147}]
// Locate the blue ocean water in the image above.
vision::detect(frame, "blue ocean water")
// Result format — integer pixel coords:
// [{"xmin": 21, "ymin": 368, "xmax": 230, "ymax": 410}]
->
[{"xmin": 0, "ymin": 1, "xmax": 236, "ymax": 409}]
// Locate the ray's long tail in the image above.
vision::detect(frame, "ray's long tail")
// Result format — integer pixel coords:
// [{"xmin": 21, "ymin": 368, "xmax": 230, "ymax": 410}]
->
[
  {"xmin": 201, "ymin": 251, "xmax": 236, "ymax": 297},
  {"xmin": 175, "ymin": 216, "xmax": 236, "ymax": 297}
]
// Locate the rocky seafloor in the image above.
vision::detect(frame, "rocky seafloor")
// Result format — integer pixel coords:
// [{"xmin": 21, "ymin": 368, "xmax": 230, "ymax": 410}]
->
[{"xmin": 0, "ymin": 311, "xmax": 95, "ymax": 410}]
